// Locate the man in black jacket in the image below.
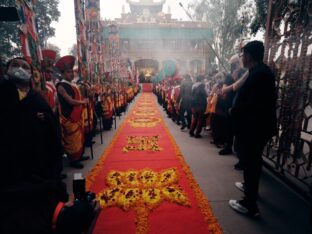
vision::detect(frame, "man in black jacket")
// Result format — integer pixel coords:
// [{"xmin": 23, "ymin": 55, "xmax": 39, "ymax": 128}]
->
[
  {"xmin": 178, "ymin": 74, "xmax": 193, "ymax": 130},
  {"xmin": 229, "ymin": 41, "xmax": 277, "ymax": 217},
  {"xmin": 189, "ymin": 75, "xmax": 207, "ymax": 138}
]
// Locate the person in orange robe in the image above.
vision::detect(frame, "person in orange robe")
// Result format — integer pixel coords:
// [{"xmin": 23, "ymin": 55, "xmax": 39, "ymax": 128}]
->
[
  {"xmin": 55, "ymin": 56, "xmax": 88, "ymax": 169},
  {"xmin": 42, "ymin": 49, "xmax": 57, "ymax": 112},
  {"xmin": 101, "ymin": 86, "xmax": 113, "ymax": 130},
  {"xmin": 77, "ymin": 79, "xmax": 95, "ymax": 147}
]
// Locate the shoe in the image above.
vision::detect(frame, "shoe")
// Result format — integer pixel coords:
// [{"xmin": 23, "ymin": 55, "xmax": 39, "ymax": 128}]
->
[
  {"xmin": 229, "ymin": 199, "xmax": 260, "ymax": 217},
  {"xmin": 189, "ymin": 132, "xmax": 194, "ymax": 137},
  {"xmin": 195, "ymin": 135, "xmax": 202, "ymax": 138},
  {"xmin": 70, "ymin": 161, "xmax": 84, "ymax": 169},
  {"xmin": 234, "ymin": 162, "xmax": 243, "ymax": 171},
  {"xmin": 219, "ymin": 148, "xmax": 233, "ymax": 155},
  {"xmin": 235, "ymin": 182, "xmax": 245, "ymax": 192},
  {"xmin": 79, "ymin": 156, "xmax": 90, "ymax": 161},
  {"xmin": 180, "ymin": 125, "xmax": 186, "ymax": 130}
]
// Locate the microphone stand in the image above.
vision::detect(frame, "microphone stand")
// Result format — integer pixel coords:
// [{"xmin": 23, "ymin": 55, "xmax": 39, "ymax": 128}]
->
[
  {"xmin": 98, "ymin": 95, "xmax": 103, "ymax": 144},
  {"xmin": 178, "ymin": 2, "xmax": 228, "ymax": 73},
  {"xmin": 113, "ymin": 91, "xmax": 117, "ymax": 130},
  {"xmin": 86, "ymin": 87, "xmax": 94, "ymax": 160}
]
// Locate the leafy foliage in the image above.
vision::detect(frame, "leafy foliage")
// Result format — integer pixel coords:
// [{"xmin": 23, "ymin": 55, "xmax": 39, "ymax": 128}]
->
[
  {"xmin": 188, "ymin": 0, "xmax": 249, "ymax": 68},
  {"xmin": 0, "ymin": 0, "xmax": 60, "ymax": 60},
  {"xmin": 250, "ymin": 0, "xmax": 268, "ymax": 34},
  {"xmin": 35, "ymin": 0, "xmax": 60, "ymax": 48}
]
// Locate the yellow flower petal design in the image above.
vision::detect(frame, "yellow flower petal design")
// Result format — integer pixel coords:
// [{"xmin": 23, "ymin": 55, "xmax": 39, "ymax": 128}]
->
[
  {"xmin": 107, "ymin": 171, "xmax": 124, "ymax": 187},
  {"xmin": 124, "ymin": 170, "xmax": 140, "ymax": 187},
  {"xmin": 162, "ymin": 186, "xmax": 190, "ymax": 206},
  {"xmin": 118, "ymin": 188, "xmax": 140, "ymax": 211},
  {"xmin": 140, "ymin": 170, "xmax": 158, "ymax": 187},
  {"xmin": 157, "ymin": 168, "xmax": 178, "ymax": 187},
  {"xmin": 122, "ymin": 136, "xmax": 162, "ymax": 153},
  {"xmin": 97, "ymin": 187, "xmax": 122, "ymax": 208},
  {"xmin": 142, "ymin": 188, "xmax": 162, "ymax": 208}
]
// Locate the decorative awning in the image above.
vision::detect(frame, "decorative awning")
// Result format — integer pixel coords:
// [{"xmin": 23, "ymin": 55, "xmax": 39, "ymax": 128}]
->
[{"xmin": 102, "ymin": 27, "xmax": 213, "ymax": 40}]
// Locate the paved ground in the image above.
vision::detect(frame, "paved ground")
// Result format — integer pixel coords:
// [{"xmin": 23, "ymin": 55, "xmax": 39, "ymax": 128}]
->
[{"xmin": 64, "ymin": 93, "xmax": 311, "ymax": 234}]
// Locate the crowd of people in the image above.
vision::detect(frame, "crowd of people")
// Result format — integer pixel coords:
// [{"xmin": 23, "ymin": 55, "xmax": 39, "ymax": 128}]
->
[
  {"xmin": 0, "ymin": 40, "xmax": 277, "ymax": 233},
  {"xmin": 154, "ymin": 41, "xmax": 277, "ymax": 217},
  {"xmin": 0, "ymin": 50, "xmax": 139, "ymax": 233}
]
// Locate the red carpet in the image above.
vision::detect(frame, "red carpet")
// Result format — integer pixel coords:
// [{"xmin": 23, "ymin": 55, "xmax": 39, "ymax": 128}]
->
[
  {"xmin": 141, "ymin": 83, "xmax": 153, "ymax": 92},
  {"xmin": 87, "ymin": 93, "xmax": 222, "ymax": 234}
]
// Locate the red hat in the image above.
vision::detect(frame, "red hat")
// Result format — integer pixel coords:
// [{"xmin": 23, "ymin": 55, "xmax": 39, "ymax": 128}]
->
[
  {"xmin": 55, "ymin": 55, "xmax": 75, "ymax": 73},
  {"xmin": 173, "ymin": 75, "xmax": 182, "ymax": 82},
  {"xmin": 42, "ymin": 49, "xmax": 57, "ymax": 61}
]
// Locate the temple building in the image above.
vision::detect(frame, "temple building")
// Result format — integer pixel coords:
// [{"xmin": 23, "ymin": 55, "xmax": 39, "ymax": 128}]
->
[{"xmin": 102, "ymin": 0, "xmax": 213, "ymax": 79}]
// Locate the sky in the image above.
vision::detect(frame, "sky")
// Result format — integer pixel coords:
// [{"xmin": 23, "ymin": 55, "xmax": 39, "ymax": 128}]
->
[{"xmin": 48, "ymin": 0, "xmax": 191, "ymax": 56}]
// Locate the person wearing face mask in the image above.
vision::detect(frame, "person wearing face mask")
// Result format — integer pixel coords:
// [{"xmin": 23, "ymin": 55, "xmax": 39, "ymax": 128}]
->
[
  {"xmin": 55, "ymin": 56, "xmax": 88, "ymax": 169},
  {"xmin": 0, "ymin": 57, "xmax": 67, "ymax": 233}
]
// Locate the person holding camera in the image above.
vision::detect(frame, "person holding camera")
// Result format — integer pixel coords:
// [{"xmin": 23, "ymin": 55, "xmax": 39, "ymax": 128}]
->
[{"xmin": 0, "ymin": 57, "xmax": 97, "ymax": 234}]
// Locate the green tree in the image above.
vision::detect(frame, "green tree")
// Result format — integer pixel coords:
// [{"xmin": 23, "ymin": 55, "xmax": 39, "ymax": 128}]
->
[
  {"xmin": 250, "ymin": 0, "xmax": 268, "ymax": 34},
  {"xmin": 0, "ymin": 0, "xmax": 60, "ymax": 60},
  {"xmin": 35, "ymin": 0, "xmax": 60, "ymax": 48},
  {"xmin": 0, "ymin": 0, "xmax": 21, "ymax": 60},
  {"xmin": 188, "ymin": 0, "xmax": 250, "ymax": 68}
]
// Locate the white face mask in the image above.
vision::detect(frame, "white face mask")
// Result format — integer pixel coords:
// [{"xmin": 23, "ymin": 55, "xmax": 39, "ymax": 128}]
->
[{"xmin": 7, "ymin": 66, "xmax": 31, "ymax": 81}]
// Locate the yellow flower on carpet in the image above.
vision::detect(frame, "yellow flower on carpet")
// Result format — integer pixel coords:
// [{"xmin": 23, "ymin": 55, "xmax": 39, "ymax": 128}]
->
[
  {"xmin": 157, "ymin": 168, "xmax": 178, "ymax": 187},
  {"xmin": 140, "ymin": 169, "xmax": 158, "ymax": 187},
  {"xmin": 162, "ymin": 186, "xmax": 190, "ymax": 206},
  {"xmin": 97, "ymin": 168, "xmax": 190, "ymax": 219},
  {"xmin": 107, "ymin": 171, "xmax": 124, "ymax": 187},
  {"xmin": 118, "ymin": 188, "xmax": 140, "ymax": 211},
  {"xmin": 133, "ymin": 110, "xmax": 156, "ymax": 116},
  {"xmin": 97, "ymin": 187, "xmax": 122, "ymax": 208},
  {"xmin": 128, "ymin": 117, "xmax": 161, "ymax": 128},
  {"xmin": 142, "ymin": 188, "xmax": 162, "ymax": 208},
  {"xmin": 124, "ymin": 170, "xmax": 140, "ymax": 187},
  {"xmin": 136, "ymin": 107, "xmax": 155, "ymax": 112},
  {"xmin": 122, "ymin": 136, "xmax": 162, "ymax": 153}
]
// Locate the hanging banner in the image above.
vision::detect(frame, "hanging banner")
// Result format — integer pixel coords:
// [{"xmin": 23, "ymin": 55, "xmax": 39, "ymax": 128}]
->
[
  {"xmin": 85, "ymin": 0, "xmax": 102, "ymax": 83},
  {"xmin": 16, "ymin": 0, "xmax": 44, "ymax": 91},
  {"xmin": 85, "ymin": 0, "xmax": 100, "ymax": 21},
  {"xmin": 74, "ymin": 0, "xmax": 89, "ymax": 81},
  {"xmin": 108, "ymin": 24, "xmax": 121, "ymax": 79}
]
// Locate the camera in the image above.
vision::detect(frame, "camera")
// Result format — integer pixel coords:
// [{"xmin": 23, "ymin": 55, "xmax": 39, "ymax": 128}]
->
[
  {"xmin": 83, "ymin": 191, "xmax": 96, "ymax": 203},
  {"xmin": 73, "ymin": 173, "xmax": 95, "ymax": 203}
]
